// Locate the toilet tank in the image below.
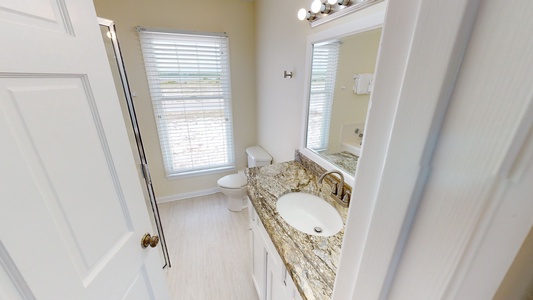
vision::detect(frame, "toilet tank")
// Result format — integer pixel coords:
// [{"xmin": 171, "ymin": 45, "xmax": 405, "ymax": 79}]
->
[{"xmin": 246, "ymin": 146, "xmax": 272, "ymax": 167}]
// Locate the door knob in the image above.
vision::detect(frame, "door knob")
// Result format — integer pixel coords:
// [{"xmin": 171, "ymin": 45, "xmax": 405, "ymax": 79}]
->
[{"xmin": 141, "ymin": 233, "xmax": 159, "ymax": 248}]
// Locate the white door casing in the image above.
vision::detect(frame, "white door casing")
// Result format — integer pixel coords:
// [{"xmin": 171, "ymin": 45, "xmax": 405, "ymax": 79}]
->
[
  {"xmin": 0, "ymin": 0, "xmax": 169, "ymax": 299},
  {"xmin": 334, "ymin": 0, "xmax": 533, "ymax": 299},
  {"xmin": 386, "ymin": 0, "xmax": 533, "ymax": 298}
]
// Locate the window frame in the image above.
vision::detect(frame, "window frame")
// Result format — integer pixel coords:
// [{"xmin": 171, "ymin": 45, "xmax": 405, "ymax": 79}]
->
[{"xmin": 137, "ymin": 27, "xmax": 236, "ymax": 178}]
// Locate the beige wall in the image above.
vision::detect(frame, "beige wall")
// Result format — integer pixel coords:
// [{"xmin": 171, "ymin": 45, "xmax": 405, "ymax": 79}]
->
[
  {"xmin": 494, "ymin": 226, "xmax": 533, "ymax": 300},
  {"xmin": 93, "ymin": 0, "xmax": 256, "ymax": 197},
  {"xmin": 327, "ymin": 28, "xmax": 382, "ymax": 153},
  {"xmin": 254, "ymin": 0, "xmax": 387, "ymax": 163}
]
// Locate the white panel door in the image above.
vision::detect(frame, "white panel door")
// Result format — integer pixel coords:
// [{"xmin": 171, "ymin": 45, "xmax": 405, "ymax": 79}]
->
[{"xmin": 0, "ymin": 0, "xmax": 169, "ymax": 299}]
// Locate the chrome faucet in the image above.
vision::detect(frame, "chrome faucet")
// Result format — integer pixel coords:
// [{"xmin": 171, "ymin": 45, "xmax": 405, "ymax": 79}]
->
[{"xmin": 318, "ymin": 170, "xmax": 350, "ymax": 205}]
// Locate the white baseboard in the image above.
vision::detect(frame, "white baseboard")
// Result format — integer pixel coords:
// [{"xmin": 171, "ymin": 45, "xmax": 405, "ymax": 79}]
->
[{"xmin": 156, "ymin": 187, "xmax": 220, "ymax": 203}]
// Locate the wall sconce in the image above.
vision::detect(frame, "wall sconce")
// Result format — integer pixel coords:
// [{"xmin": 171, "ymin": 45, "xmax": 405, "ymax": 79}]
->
[{"xmin": 298, "ymin": 0, "xmax": 383, "ymax": 27}]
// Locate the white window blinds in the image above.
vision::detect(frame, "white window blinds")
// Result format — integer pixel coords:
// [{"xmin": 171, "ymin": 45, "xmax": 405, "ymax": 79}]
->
[
  {"xmin": 138, "ymin": 28, "xmax": 235, "ymax": 177},
  {"xmin": 307, "ymin": 42, "xmax": 340, "ymax": 151}
]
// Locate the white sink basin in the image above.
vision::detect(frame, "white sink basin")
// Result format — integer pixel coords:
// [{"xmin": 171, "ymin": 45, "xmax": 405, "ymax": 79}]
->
[{"xmin": 276, "ymin": 192, "xmax": 343, "ymax": 237}]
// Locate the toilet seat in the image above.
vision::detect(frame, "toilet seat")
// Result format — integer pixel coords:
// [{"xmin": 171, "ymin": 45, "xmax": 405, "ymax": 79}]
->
[{"xmin": 217, "ymin": 173, "xmax": 247, "ymax": 189}]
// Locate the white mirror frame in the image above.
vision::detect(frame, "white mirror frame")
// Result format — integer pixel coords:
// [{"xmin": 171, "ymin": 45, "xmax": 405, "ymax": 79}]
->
[{"xmin": 300, "ymin": 9, "xmax": 385, "ymax": 188}]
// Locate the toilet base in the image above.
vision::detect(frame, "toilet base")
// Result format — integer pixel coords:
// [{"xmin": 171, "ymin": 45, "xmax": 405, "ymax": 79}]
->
[{"xmin": 227, "ymin": 196, "xmax": 248, "ymax": 212}]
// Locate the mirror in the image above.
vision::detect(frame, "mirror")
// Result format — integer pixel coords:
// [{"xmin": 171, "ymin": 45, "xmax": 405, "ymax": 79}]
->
[{"xmin": 304, "ymin": 25, "xmax": 382, "ymax": 180}]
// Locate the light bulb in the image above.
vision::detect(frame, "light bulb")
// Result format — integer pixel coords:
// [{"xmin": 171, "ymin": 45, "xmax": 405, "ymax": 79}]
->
[
  {"xmin": 327, "ymin": 0, "xmax": 337, "ymax": 4},
  {"xmin": 320, "ymin": 3, "xmax": 332, "ymax": 14},
  {"xmin": 298, "ymin": 8, "xmax": 307, "ymax": 20},
  {"xmin": 311, "ymin": 0, "xmax": 321, "ymax": 13}
]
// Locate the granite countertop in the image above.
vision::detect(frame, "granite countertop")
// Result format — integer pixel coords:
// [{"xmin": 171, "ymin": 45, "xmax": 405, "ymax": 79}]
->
[
  {"xmin": 319, "ymin": 151, "xmax": 359, "ymax": 176},
  {"xmin": 245, "ymin": 156, "xmax": 349, "ymax": 300}
]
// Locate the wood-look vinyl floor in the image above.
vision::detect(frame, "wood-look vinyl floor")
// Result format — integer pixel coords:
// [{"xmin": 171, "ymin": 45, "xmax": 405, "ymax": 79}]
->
[{"xmin": 159, "ymin": 193, "xmax": 259, "ymax": 300}]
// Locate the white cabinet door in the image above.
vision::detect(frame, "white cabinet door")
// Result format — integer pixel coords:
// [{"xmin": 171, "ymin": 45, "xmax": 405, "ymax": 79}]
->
[
  {"xmin": 251, "ymin": 227, "xmax": 267, "ymax": 300},
  {"xmin": 250, "ymin": 203, "xmax": 294, "ymax": 300},
  {"xmin": 284, "ymin": 271, "xmax": 304, "ymax": 300},
  {"xmin": 250, "ymin": 208, "xmax": 267, "ymax": 300},
  {"xmin": 266, "ymin": 251, "xmax": 291, "ymax": 300},
  {"xmin": 0, "ymin": 0, "xmax": 168, "ymax": 299}
]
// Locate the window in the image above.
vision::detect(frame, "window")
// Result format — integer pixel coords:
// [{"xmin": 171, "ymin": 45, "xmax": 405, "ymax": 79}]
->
[
  {"xmin": 138, "ymin": 28, "xmax": 235, "ymax": 177},
  {"xmin": 306, "ymin": 42, "xmax": 340, "ymax": 151}
]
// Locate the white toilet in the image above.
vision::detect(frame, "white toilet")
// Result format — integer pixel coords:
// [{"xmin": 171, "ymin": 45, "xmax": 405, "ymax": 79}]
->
[{"xmin": 217, "ymin": 146, "xmax": 272, "ymax": 211}]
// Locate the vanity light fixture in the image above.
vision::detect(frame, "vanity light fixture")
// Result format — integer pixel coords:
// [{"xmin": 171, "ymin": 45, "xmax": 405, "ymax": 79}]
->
[
  {"xmin": 298, "ymin": 0, "xmax": 383, "ymax": 27},
  {"xmin": 337, "ymin": 0, "xmax": 350, "ymax": 6}
]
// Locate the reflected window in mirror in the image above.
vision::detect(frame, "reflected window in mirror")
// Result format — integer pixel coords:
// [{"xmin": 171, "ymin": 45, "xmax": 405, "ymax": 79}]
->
[{"xmin": 307, "ymin": 42, "xmax": 340, "ymax": 151}]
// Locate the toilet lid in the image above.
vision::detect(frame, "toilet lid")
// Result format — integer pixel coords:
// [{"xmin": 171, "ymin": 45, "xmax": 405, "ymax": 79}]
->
[{"xmin": 217, "ymin": 173, "xmax": 247, "ymax": 189}]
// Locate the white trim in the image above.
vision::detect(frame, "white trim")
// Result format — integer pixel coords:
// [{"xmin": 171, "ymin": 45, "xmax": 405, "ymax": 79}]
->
[
  {"xmin": 398, "ymin": 1, "xmax": 533, "ymax": 298},
  {"xmin": 306, "ymin": 9, "xmax": 384, "ymax": 46},
  {"xmin": 136, "ymin": 26, "xmax": 227, "ymax": 37},
  {"xmin": 97, "ymin": 17, "xmax": 113, "ymax": 27},
  {"xmin": 157, "ymin": 188, "xmax": 220, "ymax": 203},
  {"xmin": 330, "ymin": 0, "xmax": 533, "ymax": 298},
  {"xmin": 333, "ymin": 0, "xmax": 482, "ymax": 299},
  {"xmin": 166, "ymin": 167, "xmax": 236, "ymax": 180}
]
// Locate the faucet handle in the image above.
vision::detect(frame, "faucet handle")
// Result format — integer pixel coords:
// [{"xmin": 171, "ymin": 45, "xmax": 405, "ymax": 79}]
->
[
  {"xmin": 342, "ymin": 190, "xmax": 351, "ymax": 204},
  {"xmin": 331, "ymin": 182, "xmax": 339, "ymax": 196}
]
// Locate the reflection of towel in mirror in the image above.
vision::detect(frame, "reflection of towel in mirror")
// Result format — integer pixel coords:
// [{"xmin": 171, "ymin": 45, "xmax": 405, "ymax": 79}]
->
[{"xmin": 353, "ymin": 73, "xmax": 373, "ymax": 94}]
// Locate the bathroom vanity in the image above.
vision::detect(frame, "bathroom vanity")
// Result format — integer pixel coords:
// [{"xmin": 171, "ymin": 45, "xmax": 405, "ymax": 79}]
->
[
  {"xmin": 245, "ymin": 151, "xmax": 350, "ymax": 300},
  {"xmin": 246, "ymin": 11, "xmax": 383, "ymax": 299},
  {"xmin": 249, "ymin": 202, "xmax": 303, "ymax": 300}
]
